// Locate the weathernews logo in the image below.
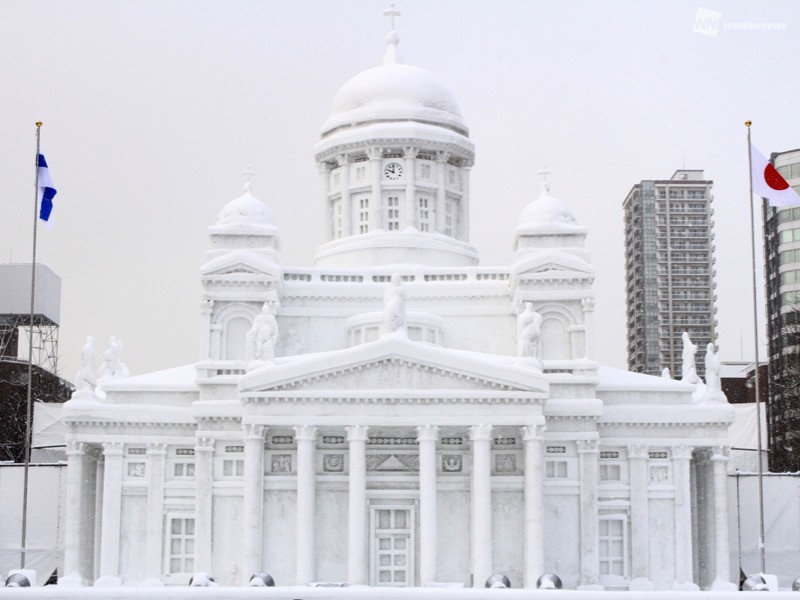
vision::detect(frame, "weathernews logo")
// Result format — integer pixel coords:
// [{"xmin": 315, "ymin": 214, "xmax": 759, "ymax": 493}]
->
[{"xmin": 693, "ymin": 7, "xmax": 787, "ymax": 37}]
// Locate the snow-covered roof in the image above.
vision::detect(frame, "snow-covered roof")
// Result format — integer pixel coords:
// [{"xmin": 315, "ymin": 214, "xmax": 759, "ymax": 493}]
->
[
  {"xmin": 320, "ymin": 31, "xmax": 467, "ymax": 137},
  {"xmin": 212, "ymin": 184, "xmax": 274, "ymax": 230},
  {"xmin": 596, "ymin": 366, "xmax": 695, "ymax": 392},
  {"xmin": 100, "ymin": 364, "xmax": 197, "ymax": 393},
  {"xmin": 517, "ymin": 182, "xmax": 580, "ymax": 230}
]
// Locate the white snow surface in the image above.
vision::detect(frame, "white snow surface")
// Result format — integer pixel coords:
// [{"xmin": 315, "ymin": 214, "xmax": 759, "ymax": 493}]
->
[{"xmin": 517, "ymin": 184, "xmax": 578, "ymax": 228}]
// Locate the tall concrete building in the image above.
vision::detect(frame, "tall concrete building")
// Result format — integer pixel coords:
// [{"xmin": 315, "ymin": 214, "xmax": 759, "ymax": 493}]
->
[
  {"xmin": 623, "ymin": 170, "xmax": 717, "ymax": 378},
  {"xmin": 762, "ymin": 148, "xmax": 800, "ymax": 472}
]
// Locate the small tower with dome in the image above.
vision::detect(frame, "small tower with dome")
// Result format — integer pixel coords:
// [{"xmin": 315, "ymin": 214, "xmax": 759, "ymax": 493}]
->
[
  {"xmin": 313, "ymin": 8, "xmax": 478, "ymax": 267},
  {"xmin": 196, "ymin": 181, "xmax": 282, "ymax": 380},
  {"xmin": 511, "ymin": 172, "xmax": 596, "ymax": 362}
]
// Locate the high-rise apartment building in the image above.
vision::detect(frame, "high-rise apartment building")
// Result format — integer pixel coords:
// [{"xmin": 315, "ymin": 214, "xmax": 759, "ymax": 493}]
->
[
  {"xmin": 624, "ymin": 170, "xmax": 717, "ymax": 378},
  {"xmin": 762, "ymin": 148, "xmax": 800, "ymax": 472}
]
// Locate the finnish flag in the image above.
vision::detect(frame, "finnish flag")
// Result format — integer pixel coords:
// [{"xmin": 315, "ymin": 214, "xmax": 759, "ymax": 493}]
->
[{"xmin": 38, "ymin": 153, "xmax": 58, "ymax": 221}]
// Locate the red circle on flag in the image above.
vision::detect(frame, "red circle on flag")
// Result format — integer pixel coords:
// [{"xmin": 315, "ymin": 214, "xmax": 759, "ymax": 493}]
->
[{"xmin": 764, "ymin": 163, "xmax": 790, "ymax": 191}]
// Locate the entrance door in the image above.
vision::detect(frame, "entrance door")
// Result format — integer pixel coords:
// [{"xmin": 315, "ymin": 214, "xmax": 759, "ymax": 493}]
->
[{"xmin": 370, "ymin": 506, "xmax": 415, "ymax": 586}]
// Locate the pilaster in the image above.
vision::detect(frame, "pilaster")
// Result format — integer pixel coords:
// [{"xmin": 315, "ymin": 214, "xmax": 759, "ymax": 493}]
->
[
  {"xmin": 347, "ymin": 425, "xmax": 369, "ymax": 584},
  {"xmin": 576, "ymin": 438, "xmax": 600, "ymax": 586},
  {"xmin": 294, "ymin": 424, "xmax": 318, "ymax": 584},
  {"xmin": 62, "ymin": 441, "xmax": 86, "ymax": 583},
  {"xmin": 340, "ymin": 154, "xmax": 353, "ymax": 236},
  {"xmin": 522, "ymin": 424, "xmax": 546, "ymax": 587},
  {"xmin": 193, "ymin": 436, "xmax": 214, "ymax": 574},
  {"xmin": 403, "ymin": 147, "xmax": 418, "ymax": 230},
  {"xmin": 242, "ymin": 424, "xmax": 266, "ymax": 583},
  {"xmin": 96, "ymin": 442, "xmax": 124, "ymax": 586},
  {"xmin": 672, "ymin": 446, "xmax": 694, "ymax": 585},
  {"xmin": 144, "ymin": 442, "xmax": 168, "ymax": 584},
  {"xmin": 710, "ymin": 447, "xmax": 734, "ymax": 589},
  {"xmin": 368, "ymin": 148, "xmax": 382, "ymax": 232},
  {"xmin": 435, "ymin": 152, "xmax": 450, "ymax": 232}
]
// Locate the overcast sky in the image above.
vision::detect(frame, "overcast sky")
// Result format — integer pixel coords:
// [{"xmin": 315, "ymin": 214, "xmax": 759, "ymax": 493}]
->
[{"xmin": 2, "ymin": 0, "xmax": 799, "ymax": 381}]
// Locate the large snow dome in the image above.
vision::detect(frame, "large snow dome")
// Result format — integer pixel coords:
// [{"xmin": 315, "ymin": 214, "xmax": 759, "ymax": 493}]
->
[{"xmin": 320, "ymin": 32, "xmax": 468, "ymax": 137}]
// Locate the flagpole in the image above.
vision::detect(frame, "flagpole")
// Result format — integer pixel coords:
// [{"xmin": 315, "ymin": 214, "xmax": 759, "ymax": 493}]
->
[
  {"xmin": 745, "ymin": 120, "xmax": 767, "ymax": 574},
  {"xmin": 20, "ymin": 121, "xmax": 43, "ymax": 569}
]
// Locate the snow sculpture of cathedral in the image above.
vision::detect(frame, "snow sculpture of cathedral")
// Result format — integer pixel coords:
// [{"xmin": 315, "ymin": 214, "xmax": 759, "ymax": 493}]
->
[{"xmin": 62, "ymin": 19, "xmax": 734, "ymax": 591}]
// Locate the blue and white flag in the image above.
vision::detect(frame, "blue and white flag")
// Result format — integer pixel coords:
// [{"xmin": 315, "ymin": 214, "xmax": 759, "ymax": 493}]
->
[{"xmin": 37, "ymin": 153, "xmax": 58, "ymax": 221}]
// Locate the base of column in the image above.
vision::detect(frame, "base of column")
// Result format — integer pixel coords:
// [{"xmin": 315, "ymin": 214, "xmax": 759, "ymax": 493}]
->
[
  {"xmin": 672, "ymin": 581, "xmax": 700, "ymax": 591},
  {"xmin": 95, "ymin": 575, "xmax": 122, "ymax": 586},
  {"xmin": 629, "ymin": 577, "xmax": 653, "ymax": 591},
  {"xmin": 57, "ymin": 572, "xmax": 84, "ymax": 587},
  {"xmin": 140, "ymin": 578, "xmax": 165, "ymax": 587},
  {"xmin": 710, "ymin": 578, "xmax": 737, "ymax": 591}
]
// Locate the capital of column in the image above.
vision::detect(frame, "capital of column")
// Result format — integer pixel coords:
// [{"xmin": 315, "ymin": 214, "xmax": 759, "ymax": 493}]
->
[
  {"xmin": 200, "ymin": 299, "xmax": 214, "ymax": 316},
  {"xmin": 404, "ymin": 147, "xmax": 419, "ymax": 158},
  {"xmin": 66, "ymin": 440, "xmax": 86, "ymax": 456},
  {"xmin": 672, "ymin": 445, "xmax": 693, "ymax": 461},
  {"xmin": 195, "ymin": 436, "xmax": 215, "ymax": 453},
  {"xmin": 436, "ymin": 151, "xmax": 451, "ymax": 164},
  {"xmin": 317, "ymin": 161, "xmax": 332, "ymax": 174},
  {"xmin": 576, "ymin": 438, "xmax": 599, "ymax": 454},
  {"xmin": 366, "ymin": 147, "xmax": 383, "ymax": 161},
  {"xmin": 346, "ymin": 425, "xmax": 369, "ymax": 443},
  {"xmin": 626, "ymin": 443, "xmax": 648, "ymax": 460},
  {"xmin": 338, "ymin": 153, "xmax": 352, "ymax": 165},
  {"xmin": 522, "ymin": 424, "xmax": 546, "ymax": 442},
  {"xmin": 469, "ymin": 423, "xmax": 492, "ymax": 442},
  {"xmin": 243, "ymin": 423, "xmax": 267, "ymax": 440},
  {"xmin": 102, "ymin": 442, "xmax": 124, "ymax": 457},
  {"xmin": 581, "ymin": 297, "xmax": 596, "ymax": 313},
  {"xmin": 710, "ymin": 446, "xmax": 729, "ymax": 462},
  {"xmin": 146, "ymin": 442, "xmax": 168, "ymax": 455},
  {"xmin": 416, "ymin": 424, "xmax": 440, "ymax": 443},
  {"xmin": 294, "ymin": 424, "xmax": 318, "ymax": 442}
]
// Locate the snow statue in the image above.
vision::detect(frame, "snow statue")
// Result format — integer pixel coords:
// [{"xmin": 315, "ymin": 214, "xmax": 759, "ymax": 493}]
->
[
  {"xmin": 680, "ymin": 331, "xmax": 700, "ymax": 384},
  {"xmin": 73, "ymin": 336, "xmax": 97, "ymax": 396},
  {"xmin": 249, "ymin": 573, "xmax": 275, "ymax": 587},
  {"xmin": 245, "ymin": 304, "xmax": 278, "ymax": 366},
  {"xmin": 188, "ymin": 572, "xmax": 217, "ymax": 587},
  {"xmin": 517, "ymin": 302, "xmax": 543, "ymax": 369},
  {"xmin": 383, "ymin": 273, "xmax": 407, "ymax": 335},
  {"xmin": 661, "ymin": 367, "xmax": 672, "ymax": 379},
  {"xmin": 702, "ymin": 343, "xmax": 727, "ymax": 403},
  {"xmin": 98, "ymin": 336, "xmax": 130, "ymax": 380}
]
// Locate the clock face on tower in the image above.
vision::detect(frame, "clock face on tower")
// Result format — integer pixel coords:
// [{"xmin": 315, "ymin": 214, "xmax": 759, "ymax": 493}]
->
[{"xmin": 384, "ymin": 162, "xmax": 403, "ymax": 180}]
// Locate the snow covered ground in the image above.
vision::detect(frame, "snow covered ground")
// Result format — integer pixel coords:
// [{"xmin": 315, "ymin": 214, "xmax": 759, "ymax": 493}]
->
[{"xmin": 1, "ymin": 588, "xmax": 799, "ymax": 599}]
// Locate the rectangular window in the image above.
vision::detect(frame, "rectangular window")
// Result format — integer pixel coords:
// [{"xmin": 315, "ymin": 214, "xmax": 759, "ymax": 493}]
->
[
  {"xmin": 385, "ymin": 196, "xmax": 400, "ymax": 231},
  {"xmin": 167, "ymin": 517, "xmax": 195, "ymax": 575},
  {"xmin": 545, "ymin": 460, "xmax": 568, "ymax": 479},
  {"xmin": 599, "ymin": 464, "xmax": 621, "ymax": 482},
  {"xmin": 420, "ymin": 164, "xmax": 431, "ymax": 179},
  {"xmin": 599, "ymin": 517, "xmax": 627, "ymax": 578},
  {"xmin": 418, "ymin": 197, "xmax": 431, "ymax": 232},
  {"xmin": 223, "ymin": 459, "xmax": 244, "ymax": 477},
  {"xmin": 371, "ymin": 506, "xmax": 414, "ymax": 586},
  {"xmin": 174, "ymin": 462, "xmax": 195, "ymax": 478},
  {"xmin": 359, "ymin": 198, "xmax": 370, "ymax": 234}
]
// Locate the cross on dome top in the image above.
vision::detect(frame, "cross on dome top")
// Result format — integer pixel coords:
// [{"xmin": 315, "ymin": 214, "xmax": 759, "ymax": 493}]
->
[
  {"xmin": 382, "ymin": 4, "xmax": 402, "ymax": 65},
  {"xmin": 241, "ymin": 166, "xmax": 256, "ymax": 193},
  {"xmin": 538, "ymin": 166, "xmax": 552, "ymax": 193}
]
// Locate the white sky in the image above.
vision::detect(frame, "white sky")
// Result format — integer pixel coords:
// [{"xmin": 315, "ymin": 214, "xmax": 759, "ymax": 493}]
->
[{"xmin": 1, "ymin": 0, "xmax": 798, "ymax": 381}]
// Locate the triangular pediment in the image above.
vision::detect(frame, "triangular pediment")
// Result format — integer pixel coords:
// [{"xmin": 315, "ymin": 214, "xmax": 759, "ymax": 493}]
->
[
  {"xmin": 240, "ymin": 335, "xmax": 548, "ymax": 395},
  {"xmin": 201, "ymin": 251, "xmax": 281, "ymax": 278},
  {"xmin": 512, "ymin": 250, "xmax": 594, "ymax": 278}
]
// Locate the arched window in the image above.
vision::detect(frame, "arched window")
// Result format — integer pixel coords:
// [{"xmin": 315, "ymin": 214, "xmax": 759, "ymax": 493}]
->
[
  {"xmin": 225, "ymin": 317, "xmax": 251, "ymax": 361},
  {"xmin": 541, "ymin": 317, "xmax": 570, "ymax": 360}
]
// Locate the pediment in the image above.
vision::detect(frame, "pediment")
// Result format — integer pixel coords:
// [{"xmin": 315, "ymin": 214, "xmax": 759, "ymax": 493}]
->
[
  {"xmin": 240, "ymin": 335, "xmax": 548, "ymax": 395},
  {"xmin": 512, "ymin": 251, "xmax": 593, "ymax": 277},
  {"xmin": 201, "ymin": 252, "xmax": 281, "ymax": 278}
]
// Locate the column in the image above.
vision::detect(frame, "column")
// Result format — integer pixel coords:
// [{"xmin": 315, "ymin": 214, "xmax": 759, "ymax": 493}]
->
[
  {"xmin": 347, "ymin": 425, "xmax": 369, "ymax": 584},
  {"xmin": 96, "ymin": 442, "xmax": 124, "ymax": 586},
  {"xmin": 435, "ymin": 152, "xmax": 450, "ymax": 232},
  {"xmin": 522, "ymin": 424, "xmax": 545, "ymax": 587},
  {"xmin": 144, "ymin": 442, "xmax": 167, "ymax": 584},
  {"xmin": 295, "ymin": 425, "xmax": 318, "ymax": 584},
  {"xmin": 199, "ymin": 300, "xmax": 214, "ymax": 360},
  {"xmin": 672, "ymin": 446, "xmax": 694, "ymax": 585},
  {"xmin": 710, "ymin": 447, "xmax": 734, "ymax": 589},
  {"xmin": 627, "ymin": 444, "xmax": 650, "ymax": 581},
  {"xmin": 242, "ymin": 424, "xmax": 266, "ymax": 583},
  {"xmin": 581, "ymin": 297, "xmax": 596, "ymax": 359},
  {"xmin": 576, "ymin": 438, "xmax": 599, "ymax": 587},
  {"xmin": 318, "ymin": 162, "xmax": 332, "ymax": 240},
  {"xmin": 470, "ymin": 424, "xmax": 492, "ymax": 587},
  {"xmin": 403, "ymin": 147, "xmax": 418, "ymax": 230},
  {"xmin": 337, "ymin": 154, "xmax": 353, "ymax": 237},
  {"xmin": 460, "ymin": 165, "xmax": 470, "ymax": 240},
  {"xmin": 194, "ymin": 436, "xmax": 214, "ymax": 574},
  {"xmin": 62, "ymin": 441, "xmax": 86, "ymax": 583},
  {"xmin": 417, "ymin": 425, "xmax": 439, "ymax": 585},
  {"xmin": 92, "ymin": 453, "xmax": 104, "ymax": 580},
  {"xmin": 368, "ymin": 148, "xmax": 383, "ymax": 232}
]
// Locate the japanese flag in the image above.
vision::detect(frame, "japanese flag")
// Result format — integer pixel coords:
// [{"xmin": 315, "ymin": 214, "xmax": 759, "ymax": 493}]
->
[{"xmin": 751, "ymin": 144, "xmax": 800, "ymax": 207}]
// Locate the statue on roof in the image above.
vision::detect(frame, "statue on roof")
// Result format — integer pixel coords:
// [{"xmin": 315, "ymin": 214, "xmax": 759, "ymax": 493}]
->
[
  {"xmin": 246, "ymin": 304, "xmax": 278, "ymax": 365},
  {"xmin": 517, "ymin": 302, "xmax": 543, "ymax": 369},
  {"xmin": 98, "ymin": 336, "xmax": 130, "ymax": 380},
  {"xmin": 383, "ymin": 273, "xmax": 407, "ymax": 335},
  {"xmin": 702, "ymin": 343, "xmax": 727, "ymax": 403},
  {"xmin": 74, "ymin": 336, "xmax": 97, "ymax": 395},
  {"xmin": 680, "ymin": 332, "xmax": 700, "ymax": 384}
]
